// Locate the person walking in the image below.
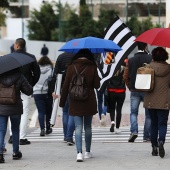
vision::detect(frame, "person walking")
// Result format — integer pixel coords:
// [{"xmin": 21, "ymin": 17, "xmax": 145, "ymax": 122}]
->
[
  {"xmin": 8, "ymin": 38, "xmax": 40, "ymax": 145},
  {"xmin": 59, "ymin": 49, "xmax": 100, "ymax": 162},
  {"xmin": 52, "ymin": 52, "xmax": 75, "ymax": 145},
  {"xmin": 144, "ymin": 47, "xmax": 170, "ymax": 158},
  {"xmin": 33, "ymin": 56, "xmax": 53, "ymax": 136},
  {"xmin": 123, "ymin": 42, "xmax": 152, "ymax": 142},
  {"xmin": 0, "ymin": 68, "xmax": 33, "ymax": 163},
  {"xmin": 41, "ymin": 44, "xmax": 49, "ymax": 56},
  {"xmin": 107, "ymin": 65, "xmax": 126, "ymax": 134}
]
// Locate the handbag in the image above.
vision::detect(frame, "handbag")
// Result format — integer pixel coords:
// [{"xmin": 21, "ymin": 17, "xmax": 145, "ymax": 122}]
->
[{"xmin": 135, "ymin": 63, "xmax": 154, "ymax": 91}]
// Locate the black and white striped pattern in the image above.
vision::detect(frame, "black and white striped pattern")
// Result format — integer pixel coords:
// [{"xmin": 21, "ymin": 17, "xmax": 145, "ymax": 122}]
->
[{"xmin": 98, "ymin": 16, "xmax": 137, "ymax": 92}]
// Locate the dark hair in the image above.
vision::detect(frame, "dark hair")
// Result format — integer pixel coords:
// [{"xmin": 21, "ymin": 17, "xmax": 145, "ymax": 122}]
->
[
  {"xmin": 38, "ymin": 56, "xmax": 53, "ymax": 67},
  {"xmin": 137, "ymin": 42, "xmax": 147, "ymax": 51},
  {"xmin": 72, "ymin": 49, "xmax": 95, "ymax": 64},
  {"xmin": 152, "ymin": 47, "xmax": 169, "ymax": 62},
  {"xmin": 15, "ymin": 38, "xmax": 26, "ymax": 50}
]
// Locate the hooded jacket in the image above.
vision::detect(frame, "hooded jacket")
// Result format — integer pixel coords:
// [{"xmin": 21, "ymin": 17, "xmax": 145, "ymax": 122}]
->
[
  {"xmin": 144, "ymin": 61, "xmax": 170, "ymax": 110},
  {"xmin": 0, "ymin": 69, "xmax": 33, "ymax": 116}
]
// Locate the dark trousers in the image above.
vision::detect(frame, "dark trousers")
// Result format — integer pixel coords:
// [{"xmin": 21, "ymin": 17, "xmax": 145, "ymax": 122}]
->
[
  {"xmin": 149, "ymin": 109, "xmax": 169, "ymax": 147},
  {"xmin": 108, "ymin": 92, "xmax": 125, "ymax": 128}
]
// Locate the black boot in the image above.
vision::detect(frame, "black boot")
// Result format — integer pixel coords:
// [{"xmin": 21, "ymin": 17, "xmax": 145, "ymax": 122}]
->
[
  {"xmin": 159, "ymin": 141, "xmax": 165, "ymax": 158},
  {"xmin": 152, "ymin": 146, "xmax": 158, "ymax": 156},
  {"xmin": 0, "ymin": 154, "xmax": 5, "ymax": 163}
]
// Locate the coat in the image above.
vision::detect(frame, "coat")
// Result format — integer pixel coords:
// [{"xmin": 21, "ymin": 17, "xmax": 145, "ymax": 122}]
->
[
  {"xmin": 144, "ymin": 61, "xmax": 170, "ymax": 110},
  {"xmin": 59, "ymin": 58, "xmax": 100, "ymax": 116},
  {"xmin": 0, "ymin": 69, "xmax": 33, "ymax": 116}
]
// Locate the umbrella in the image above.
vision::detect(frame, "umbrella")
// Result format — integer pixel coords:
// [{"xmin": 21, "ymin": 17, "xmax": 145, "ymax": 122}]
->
[
  {"xmin": 135, "ymin": 28, "xmax": 170, "ymax": 48},
  {"xmin": 0, "ymin": 52, "xmax": 35, "ymax": 74},
  {"xmin": 59, "ymin": 36, "xmax": 122, "ymax": 53}
]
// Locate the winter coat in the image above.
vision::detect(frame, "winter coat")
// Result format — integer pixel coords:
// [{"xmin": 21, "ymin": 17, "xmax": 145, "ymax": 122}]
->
[
  {"xmin": 0, "ymin": 69, "xmax": 33, "ymax": 116},
  {"xmin": 33, "ymin": 65, "xmax": 53, "ymax": 94},
  {"xmin": 144, "ymin": 61, "xmax": 170, "ymax": 110},
  {"xmin": 59, "ymin": 58, "xmax": 100, "ymax": 116}
]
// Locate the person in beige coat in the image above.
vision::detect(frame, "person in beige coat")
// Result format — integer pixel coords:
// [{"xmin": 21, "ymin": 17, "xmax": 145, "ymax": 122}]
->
[{"xmin": 144, "ymin": 47, "xmax": 170, "ymax": 158}]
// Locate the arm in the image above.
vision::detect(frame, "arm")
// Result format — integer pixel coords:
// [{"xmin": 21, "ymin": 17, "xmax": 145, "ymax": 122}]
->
[
  {"xmin": 93, "ymin": 66, "xmax": 100, "ymax": 89},
  {"xmin": 31, "ymin": 61, "xmax": 40, "ymax": 86},
  {"xmin": 123, "ymin": 65, "xmax": 130, "ymax": 90}
]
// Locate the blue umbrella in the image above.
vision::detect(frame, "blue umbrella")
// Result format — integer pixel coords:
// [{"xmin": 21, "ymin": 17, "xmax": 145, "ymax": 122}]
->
[{"xmin": 59, "ymin": 36, "xmax": 122, "ymax": 53}]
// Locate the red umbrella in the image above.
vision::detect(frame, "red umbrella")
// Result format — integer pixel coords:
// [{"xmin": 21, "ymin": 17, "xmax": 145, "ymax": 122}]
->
[{"xmin": 135, "ymin": 28, "xmax": 170, "ymax": 48}]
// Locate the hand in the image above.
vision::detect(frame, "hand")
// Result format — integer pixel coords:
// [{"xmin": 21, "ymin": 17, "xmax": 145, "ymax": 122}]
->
[{"xmin": 52, "ymin": 92, "xmax": 59, "ymax": 99}]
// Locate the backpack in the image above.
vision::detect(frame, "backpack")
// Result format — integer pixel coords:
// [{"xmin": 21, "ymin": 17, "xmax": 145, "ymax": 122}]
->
[
  {"xmin": 135, "ymin": 63, "xmax": 154, "ymax": 92},
  {"xmin": 0, "ymin": 83, "xmax": 17, "ymax": 105},
  {"xmin": 69, "ymin": 65, "xmax": 89, "ymax": 101}
]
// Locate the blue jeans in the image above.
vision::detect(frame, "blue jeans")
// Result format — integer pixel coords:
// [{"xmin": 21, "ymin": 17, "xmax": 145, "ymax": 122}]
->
[
  {"xmin": 34, "ymin": 94, "xmax": 53, "ymax": 130},
  {"xmin": 96, "ymin": 90, "xmax": 107, "ymax": 120},
  {"xmin": 0, "ymin": 115, "xmax": 21, "ymax": 154},
  {"xmin": 62, "ymin": 97, "xmax": 75, "ymax": 140},
  {"xmin": 74, "ymin": 116, "xmax": 93, "ymax": 153},
  {"xmin": 149, "ymin": 109, "xmax": 169, "ymax": 147},
  {"xmin": 130, "ymin": 92, "xmax": 151, "ymax": 139}
]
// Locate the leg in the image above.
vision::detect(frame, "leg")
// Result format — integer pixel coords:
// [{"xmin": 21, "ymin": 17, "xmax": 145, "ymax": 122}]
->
[
  {"xmin": 8, "ymin": 119, "xmax": 12, "ymax": 144},
  {"xmin": 143, "ymin": 108, "xmax": 151, "ymax": 141},
  {"xmin": 96, "ymin": 90, "xmax": 103, "ymax": 120}
]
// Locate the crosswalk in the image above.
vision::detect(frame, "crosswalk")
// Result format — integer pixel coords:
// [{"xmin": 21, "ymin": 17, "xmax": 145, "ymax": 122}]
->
[{"xmin": 27, "ymin": 126, "xmax": 170, "ymax": 143}]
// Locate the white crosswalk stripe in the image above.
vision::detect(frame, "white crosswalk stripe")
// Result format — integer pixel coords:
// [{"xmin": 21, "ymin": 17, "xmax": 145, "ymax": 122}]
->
[{"xmin": 27, "ymin": 126, "xmax": 170, "ymax": 143}]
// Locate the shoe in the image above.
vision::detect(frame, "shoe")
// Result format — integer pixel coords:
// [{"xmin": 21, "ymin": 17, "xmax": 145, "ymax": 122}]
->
[
  {"xmin": 110, "ymin": 123, "xmax": 115, "ymax": 132},
  {"xmin": 143, "ymin": 138, "xmax": 151, "ymax": 142},
  {"xmin": 100, "ymin": 114, "xmax": 106, "ymax": 127},
  {"xmin": 63, "ymin": 138, "xmax": 67, "ymax": 143},
  {"xmin": 8, "ymin": 136, "xmax": 12, "ymax": 144},
  {"xmin": 115, "ymin": 128, "xmax": 121, "ymax": 134},
  {"xmin": 84, "ymin": 152, "xmax": 93, "ymax": 159},
  {"xmin": 77, "ymin": 153, "xmax": 83, "ymax": 162},
  {"xmin": 20, "ymin": 139, "xmax": 31, "ymax": 145},
  {"xmin": 13, "ymin": 151, "xmax": 22, "ymax": 160},
  {"xmin": 3, "ymin": 148, "xmax": 7, "ymax": 154},
  {"xmin": 152, "ymin": 146, "xmax": 158, "ymax": 156},
  {"xmin": 67, "ymin": 139, "xmax": 75, "ymax": 146},
  {"xmin": 0, "ymin": 154, "xmax": 5, "ymax": 163},
  {"xmin": 159, "ymin": 141, "xmax": 165, "ymax": 158},
  {"xmin": 128, "ymin": 133, "xmax": 138, "ymax": 142},
  {"xmin": 40, "ymin": 129, "xmax": 45, "ymax": 136},
  {"xmin": 46, "ymin": 128, "xmax": 52, "ymax": 134}
]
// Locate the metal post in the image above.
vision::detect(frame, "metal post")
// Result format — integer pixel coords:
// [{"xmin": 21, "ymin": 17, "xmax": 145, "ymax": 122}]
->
[
  {"xmin": 126, "ymin": 0, "xmax": 128, "ymax": 22},
  {"xmin": 158, "ymin": 0, "xmax": 161, "ymax": 25},
  {"xmin": 22, "ymin": 0, "xmax": 24, "ymax": 38},
  {"xmin": 58, "ymin": 0, "xmax": 61, "ymax": 41}
]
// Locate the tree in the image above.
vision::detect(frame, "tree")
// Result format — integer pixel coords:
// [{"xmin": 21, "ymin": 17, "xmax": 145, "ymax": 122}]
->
[{"xmin": 0, "ymin": 0, "xmax": 9, "ymax": 26}]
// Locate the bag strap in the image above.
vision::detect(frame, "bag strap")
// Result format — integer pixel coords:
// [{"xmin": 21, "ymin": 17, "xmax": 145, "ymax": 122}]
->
[{"xmin": 73, "ymin": 65, "xmax": 88, "ymax": 75}]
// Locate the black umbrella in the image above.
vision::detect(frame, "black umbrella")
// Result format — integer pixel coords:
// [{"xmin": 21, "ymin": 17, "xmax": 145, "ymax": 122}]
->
[{"xmin": 0, "ymin": 52, "xmax": 35, "ymax": 74}]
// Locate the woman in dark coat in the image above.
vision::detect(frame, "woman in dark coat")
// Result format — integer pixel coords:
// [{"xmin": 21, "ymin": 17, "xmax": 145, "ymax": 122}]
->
[
  {"xmin": 0, "ymin": 68, "xmax": 33, "ymax": 163},
  {"xmin": 59, "ymin": 49, "xmax": 100, "ymax": 162}
]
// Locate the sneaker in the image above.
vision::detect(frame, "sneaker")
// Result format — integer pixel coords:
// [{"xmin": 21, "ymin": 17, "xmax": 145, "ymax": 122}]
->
[
  {"xmin": 67, "ymin": 139, "xmax": 75, "ymax": 146},
  {"xmin": 8, "ymin": 136, "xmax": 12, "ymax": 144},
  {"xmin": 63, "ymin": 138, "xmax": 67, "ymax": 143},
  {"xmin": 128, "ymin": 133, "xmax": 138, "ymax": 142},
  {"xmin": 100, "ymin": 114, "xmax": 106, "ymax": 127},
  {"xmin": 77, "ymin": 153, "xmax": 83, "ymax": 162},
  {"xmin": 152, "ymin": 146, "xmax": 158, "ymax": 156},
  {"xmin": 159, "ymin": 141, "xmax": 165, "ymax": 158},
  {"xmin": 46, "ymin": 128, "xmax": 53, "ymax": 134},
  {"xmin": 20, "ymin": 139, "xmax": 31, "ymax": 145},
  {"xmin": 143, "ymin": 138, "xmax": 151, "ymax": 142},
  {"xmin": 40, "ymin": 129, "xmax": 45, "ymax": 136},
  {"xmin": 13, "ymin": 151, "xmax": 22, "ymax": 160},
  {"xmin": 84, "ymin": 152, "xmax": 93, "ymax": 159},
  {"xmin": 0, "ymin": 154, "xmax": 5, "ymax": 163},
  {"xmin": 110, "ymin": 123, "xmax": 115, "ymax": 132},
  {"xmin": 115, "ymin": 128, "xmax": 121, "ymax": 134}
]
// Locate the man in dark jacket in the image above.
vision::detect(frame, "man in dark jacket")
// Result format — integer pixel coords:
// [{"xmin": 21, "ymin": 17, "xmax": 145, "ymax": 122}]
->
[
  {"xmin": 123, "ymin": 42, "xmax": 152, "ymax": 142},
  {"xmin": 53, "ymin": 52, "xmax": 75, "ymax": 145},
  {"xmin": 8, "ymin": 38, "xmax": 40, "ymax": 145},
  {"xmin": 41, "ymin": 44, "xmax": 49, "ymax": 56}
]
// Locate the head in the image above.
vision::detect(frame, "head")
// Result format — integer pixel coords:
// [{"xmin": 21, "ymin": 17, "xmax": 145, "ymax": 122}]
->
[
  {"xmin": 43, "ymin": 44, "xmax": 46, "ymax": 47},
  {"xmin": 14, "ymin": 38, "xmax": 26, "ymax": 51},
  {"xmin": 151, "ymin": 47, "xmax": 169, "ymax": 62},
  {"xmin": 38, "ymin": 56, "xmax": 53, "ymax": 66},
  {"xmin": 73, "ymin": 49, "xmax": 94, "ymax": 61},
  {"xmin": 137, "ymin": 42, "xmax": 147, "ymax": 51}
]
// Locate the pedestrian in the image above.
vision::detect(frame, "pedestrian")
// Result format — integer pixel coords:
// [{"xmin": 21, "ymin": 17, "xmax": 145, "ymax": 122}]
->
[
  {"xmin": 33, "ymin": 56, "xmax": 53, "ymax": 136},
  {"xmin": 8, "ymin": 38, "xmax": 40, "ymax": 145},
  {"xmin": 0, "ymin": 68, "xmax": 33, "ymax": 163},
  {"xmin": 10, "ymin": 44, "xmax": 14, "ymax": 53},
  {"xmin": 52, "ymin": 52, "xmax": 75, "ymax": 145},
  {"xmin": 144, "ymin": 47, "xmax": 170, "ymax": 158},
  {"xmin": 106, "ymin": 65, "xmax": 126, "ymax": 134},
  {"xmin": 41, "ymin": 44, "xmax": 49, "ymax": 56},
  {"xmin": 123, "ymin": 42, "xmax": 152, "ymax": 142},
  {"xmin": 59, "ymin": 49, "xmax": 100, "ymax": 162}
]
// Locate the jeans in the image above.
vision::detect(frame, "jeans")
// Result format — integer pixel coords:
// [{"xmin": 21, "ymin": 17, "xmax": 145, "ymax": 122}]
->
[
  {"xmin": 34, "ymin": 94, "xmax": 53, "ymax": 130},
  {"xmin": 130, "ymin": 92, "xmax": 151, "ymax": 138},
  {"xmin": 96, "ymin": 90, "xmax": 107, "ymax": 120},
  {"xmin": 62, "ymin": 97, "xmax": 75, "ymax": 140},
  {"xmin": 74, "ymin": 116, "xmax": 93, "ymax": 153},
  {"xmin": 149, "ymin": 109, "xmax": 169, "ymax": 147},
  {"xmin": 0, "ymin": 115, "xmax": 21, "ymax": 154}
]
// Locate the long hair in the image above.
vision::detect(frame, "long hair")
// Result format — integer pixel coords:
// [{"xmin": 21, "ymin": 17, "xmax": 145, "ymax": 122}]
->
[{"xmin": 38, "ymin": 56, "xmax": 53, "ymax": 67}]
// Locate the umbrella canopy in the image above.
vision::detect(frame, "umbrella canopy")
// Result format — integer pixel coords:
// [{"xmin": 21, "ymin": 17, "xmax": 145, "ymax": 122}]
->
[
  {"xmin": 59, "ymin": 36, "xmax": 122, "ymax": 53},
  {"xmin": 0, "ymin": 52, "xmax": 35, "ymax": 74},
  {"xmin": 135, "ymin": 28, "xmax": 170, "ymax": 48}
]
